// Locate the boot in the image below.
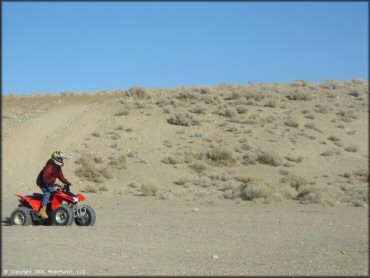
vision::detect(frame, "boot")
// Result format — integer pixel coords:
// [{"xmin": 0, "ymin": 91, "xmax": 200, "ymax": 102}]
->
[{"xmin": 39, "ymin": 206, "xmax": 48, "ymax": 219}]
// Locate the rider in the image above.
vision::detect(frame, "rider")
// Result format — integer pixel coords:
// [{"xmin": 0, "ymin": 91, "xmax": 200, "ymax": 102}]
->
[{"xmin": 36, "ymin": 151, "xmax": 71, "ymax": 219}]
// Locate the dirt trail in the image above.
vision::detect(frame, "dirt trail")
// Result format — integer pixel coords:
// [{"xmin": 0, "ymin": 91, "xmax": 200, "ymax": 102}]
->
[{"xmin": 2, "ymin": 96, "xmax": 106, "ymax": 214}]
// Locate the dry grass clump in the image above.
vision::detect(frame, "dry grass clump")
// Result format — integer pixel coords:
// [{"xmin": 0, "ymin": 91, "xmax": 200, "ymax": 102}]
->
[
  {"xmin": 126, "ymin": 87, "xmax": 150, "ymax": 99},
  {"xmin": 296, "ymin": 184, "xmax": 347, "ymax": 206},
  {"xmin": 285, "ymin": 119, "xmax": 299, "ymax": 128},
  {"xmin": 236, "ymin": 105, "xmax": 248, "ymax": 114},
  {"xmin": 287, "ymin": 90, "xmax": 312, "ymax": 101},
  {"xmin": 231, "ymin": 177, "xmax": 273, "ymax": 201},
  {"xmin": 337, "ymin": 110, "xmax": 358, "ymax": 122},
  {"xmin": 100, "ymin": 166, "xmax": 114, "ymax": 179},
  {"xmin": 167, "ymin": 112, "xmax": 199, "ymax": 126},
  {"xmin": 214, "ymin": 107, "xmax": 237, "ymax": 118},
  {"xmin": 141, "ymin": 183, "xmax": 158, "ymax": 196},
  {"xmin": 206, "ymin": 148, "xmax": 237, "ymax": 166},
  {"xmin": 257, "ymin": 151, "xmax": 282, "ymax": 166},
  {"xmin": 108, "ymin": 155, "xmax": 127, "ymax": 169},
  {"xmin": 75, "ymin": 154, "xmax": 103, "ymax": 183},
  {"xmin": 189, "ymin": 105, "xmax": 206, "ymax": 114},
  {"xmin": 98, "ymin": 185, "xmax": 109, "ymax": 192},
  {"xmin": 320, "ymin": 149, "xmax": 341, "ymax": 156},
  {"xmin": 340, "ymin": 183, "xmax": 368, "ymax": 207},
  {"xmin": 281, "ymin": 174, "xmax": 308, "ymax": 190},
  {"xmin": 264, "ymin": 99, "xmax": 277, "ymax": 108},
  {"xmin": 82, "ymin": 185, "xmax": 98, "ymax": 193},
  {"xmin": 243, "ymin": 152, "xmax": 258, "ymax": 165},
  {"xmin": 305, "ymin": 123, "xmax": 322, "ymax": 133},
  {"xmin": 114, "ymin": 107, "xmax": 130, "ymax": 116},
  {"xmin": 188, "ymin": 162, "xmax": 207, "ymax": 173},
  {"xmin": 352, "ymin": 168, "xmax": 369, "ymax": 183},
  {"xmin": 285, "ymin": 155, "xmax": 304, "ymax": 163},
  {"xmin": 344, "ymin": 145, "xmax": 358, "ymax": 152},
  {"xmin": 328, "ymin": 135, "xmax": 340, "ymax": 142},
  {"xmin": 162, "ymin": 155, "xmax": 183, "ymax": 165}
]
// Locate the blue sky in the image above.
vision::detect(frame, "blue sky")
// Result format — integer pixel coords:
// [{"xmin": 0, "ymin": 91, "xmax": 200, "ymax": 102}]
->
[{"xmin": 2, "ymin": 2, "xmax": 368, "ymax": 95}]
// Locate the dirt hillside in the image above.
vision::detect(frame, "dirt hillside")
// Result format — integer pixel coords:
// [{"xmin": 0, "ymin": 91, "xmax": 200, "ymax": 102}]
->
[{"xmin": 2, "ymin": 79, "xmax": 368, "ymax": 276}]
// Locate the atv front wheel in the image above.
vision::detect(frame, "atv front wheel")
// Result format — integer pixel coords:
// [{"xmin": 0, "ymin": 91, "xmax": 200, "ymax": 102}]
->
[
  {"xmin": 75, "ymin": 205, "xmax": 96, "ymax": 226},
  {"xmin": 52, "ymin": 204, "xmax": 74, "ymax": 226},
  {"xmin": 10, "ymin": 207, "xmax": 32, "ymax": 226}
]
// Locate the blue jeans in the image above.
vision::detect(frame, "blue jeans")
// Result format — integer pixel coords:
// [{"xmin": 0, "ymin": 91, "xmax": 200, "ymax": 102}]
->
[{"xmin": 40, "ymin": 184, "xmax": 56, "ymax": 207}]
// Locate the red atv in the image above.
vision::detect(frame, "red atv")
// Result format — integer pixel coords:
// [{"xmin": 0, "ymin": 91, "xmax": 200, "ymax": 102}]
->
[{"xmin": 10, "ymin": 184, "xmax": 96, "ymax": 226}]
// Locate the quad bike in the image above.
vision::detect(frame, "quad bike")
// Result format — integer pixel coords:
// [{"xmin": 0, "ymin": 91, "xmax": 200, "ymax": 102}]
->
[{"xmin": 10, "ymin": 184, "xmax": 96, "ymax": 226}]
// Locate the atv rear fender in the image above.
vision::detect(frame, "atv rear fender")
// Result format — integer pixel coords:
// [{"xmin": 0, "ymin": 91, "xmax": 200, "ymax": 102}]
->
[{"xmin": 15, "ymin": 194, "xmax": 41, "ymax": 212}]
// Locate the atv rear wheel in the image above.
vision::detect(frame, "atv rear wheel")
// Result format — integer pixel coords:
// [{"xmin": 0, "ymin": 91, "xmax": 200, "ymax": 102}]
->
[
  {"xmin": 75, "ymin": 205, "xmax": 96, "ymax": 226},
  {"xmin": 52, "ymin": 204, "xmax": 74, "ymax": 226},
  {"xmin": 10, "ymin": 207, "xmax": 32, "ymax": 226}
]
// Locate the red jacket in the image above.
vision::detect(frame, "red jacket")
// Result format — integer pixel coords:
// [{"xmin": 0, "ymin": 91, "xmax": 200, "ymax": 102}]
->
[{"xmin": 39, "ymin": 159, "xmax": 69, "ymax": 185}]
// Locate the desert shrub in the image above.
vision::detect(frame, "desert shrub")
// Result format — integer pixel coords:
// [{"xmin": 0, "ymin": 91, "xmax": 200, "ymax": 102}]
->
[
  {"xmin": 92, "ymin": 131, "xmax": 100, "ymax": 137},
  {"xmin": 320, "ymin": 80, "xmax": 342, "ymax": 90},
  {"xmin": 127, "ymin": 87, "xmax": 149, "ymax": 99},
  {"xmin": 344, "ymin": 145, "xmax": 358, "ymax": 152},
  {"xmin": 305, "ymin": 123, "xmax": 322, "ymax": 133},
  {"xmin": 206, "ymin": 148, "xmax": 237, "ymax": 166},
  {"xmin": 277, "ymin": 183, "xmax": 298, "ymax": 199},
  {"xmin": 305, "ymin": 113, "xmax": 315, "ymax": 120},
  {"xmin": 236, "ymin": 105, "xmax": 248, "ymax": 114},
  {"xmin": 337, "ymin": 110, "xmax": 357, "ymax": 122},
  {"xmin": 349, "ymin": 91, "xmax": 360, "ymax": 97},
  {"xmin": 214, "ymin": 107, "xmax": 237, "ymax": 118},
  {"xmin": 285, "ymin": 119, "xmax": 299, "ymax": 128},
  {"xmin": 82, "ymin": 185, "xmax": 98, "ymax": 193},
  {"xmin": 352, "ymin": 169, "xmax": 369, "ymax": 183},
  {"xmin": 340, "ymin": 184, "xmax": 368, "ymax": 206},
  {"xmin": 174, "ymin": 178, "xmax": 190, "ymax": 186},
  {"xmin": 264, "ymin": 99, "xmax": 277, "ymax": 108},
  {"xmin": 98, "ymin": 185, "xmax": 109, "ymax": 192},
  {"xmin": 242, "ymin": 152, "xmax": 258, "ymax": 165},
  {"xmin": 114, "ymin": 125, "xmax": 124, "ymax": 131},
  {"xmin": 188, "ymin": 162, "xmax": 207, "ymax": 173},
  {"xmin": 189, "ymin": 105, "xmax": 206, "ymax": 114},
  {"xmin": 94, "ymin": 157, "xmax": 103, "ymax": 163},
  {"xmin": 245, "ymin": 91, "xmax": 265, "ymax": 102},
  {"xmin": 74, "ymin": 154, "xmax": 102, "ymax": 182},
  {"xmin": 287, "ymin": 90, "xmax": 312, "ymax": 101},
  {"xmin": 141, "ymin": 183, "xmax": 158, "ymax": 196},
  {"xmin": 281, "ymin": 174, "xmax": 308, "ymax": 190},
  {"xmin": 162, "ymin": 156, "xmax": 183, "ymax": 165},
  {"xmin": 328, "ymin": 135, "xmax": 340, "ymax": 142},
  {"xmin": 231, "ymin": 177, "xmax": 273, "ymax": 201},
  {"xmin": 163, "ymin": 106, "xmax": 172, "ymax": 114},
  {"xmin": 100, "ymin": 166, "xmax": 114, "ymax": 179},
  {"xmin": 114, "ymin": 107, "xmax": 130, "ymax": 116},
  {"xmin": 320, "ymin": 149, "xmax": 341, "ymax": 156},
  {"xmin": 285, "ymin": 155, "xmax": 304, "ymax": 163},
  {"xmin": 296, "ymin": 184, "xmax": 347, "ymax": 206},
  {"xmin": 167, "ymin": 112, "xmax": 199, "ymax": 126},
  {"xmin": 257, "ymin": 151, "xmax": 282, "ymax": 166},
  {"xmin": 172, "ymin": 88, "xmax": 199, "ymax": 102},
  {"xmin": 314, "ymin": 105, "xmax": 329, "ymax": 114},
  {"xmin": 111, "ymin": 133, "xmax": 121, "ymax": 140},
  {"xmin": 108, "ymin": 155, "xmax": 127, "ymax": 169}
]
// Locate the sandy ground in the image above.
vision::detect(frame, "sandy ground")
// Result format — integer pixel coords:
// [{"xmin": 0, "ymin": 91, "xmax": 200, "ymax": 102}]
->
[
  {"xmin": 2, "ymin": 195, "xmax": 368, "ymax": 276},
  {"xmin": 1, "ymin": 81, "xmax": 368, "ymax": 276}
]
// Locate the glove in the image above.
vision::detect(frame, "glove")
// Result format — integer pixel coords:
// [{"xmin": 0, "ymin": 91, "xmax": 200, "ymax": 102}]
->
[{"xmin": 64, "ymin": 183, "xmax": 71, "ymax": 192}]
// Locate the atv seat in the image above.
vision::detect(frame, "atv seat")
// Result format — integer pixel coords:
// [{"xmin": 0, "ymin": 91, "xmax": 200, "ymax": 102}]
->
[{"xmin": 32, "ymin": 193, "xmax": 44, "ymax": 199}]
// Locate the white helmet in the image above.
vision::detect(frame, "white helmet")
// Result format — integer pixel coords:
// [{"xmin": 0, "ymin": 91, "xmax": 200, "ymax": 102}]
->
[{"xmin": 51, "ymin": 151, "xmax": 66, "ymax": 167}]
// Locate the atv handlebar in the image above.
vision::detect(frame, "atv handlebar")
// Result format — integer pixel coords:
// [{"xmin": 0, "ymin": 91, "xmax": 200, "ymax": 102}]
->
[{"xmin": 54, "ymin": 183, "xmax": 71, "ymax": 192}]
